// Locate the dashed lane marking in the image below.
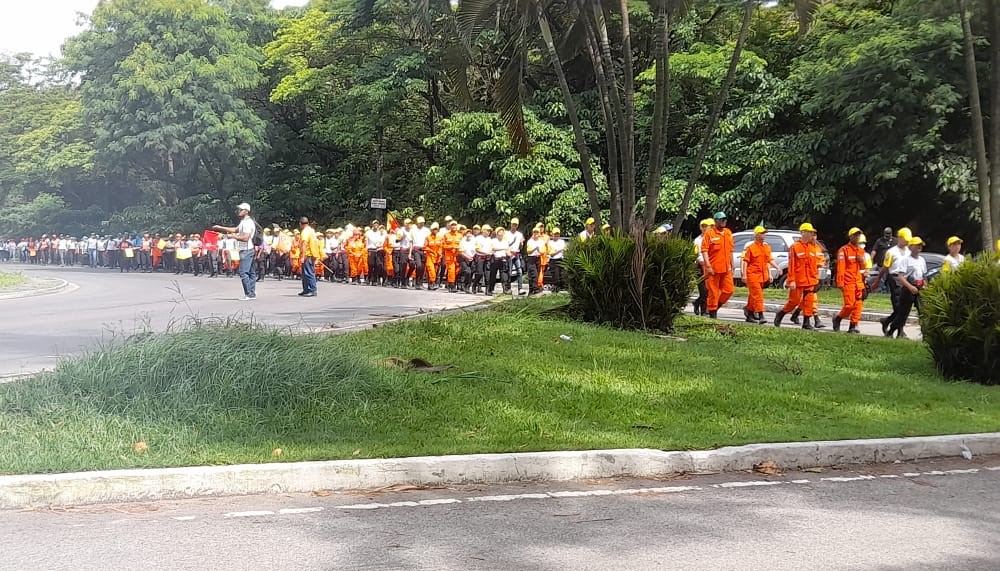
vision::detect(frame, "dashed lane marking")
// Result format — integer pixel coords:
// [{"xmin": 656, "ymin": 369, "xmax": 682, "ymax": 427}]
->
[{"xmin": 158, "ymin": 465, "xmax": 1000, "ymax": 522}]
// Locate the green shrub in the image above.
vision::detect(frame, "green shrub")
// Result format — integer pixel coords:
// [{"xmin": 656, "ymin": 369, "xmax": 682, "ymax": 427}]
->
[
  {"xmin": 919, "ymin": 254, "xmax": 1000, "ymax": 385},
  {"xmin": 564, "ymin": 232, "xmax": 697, "ymax": 332}
]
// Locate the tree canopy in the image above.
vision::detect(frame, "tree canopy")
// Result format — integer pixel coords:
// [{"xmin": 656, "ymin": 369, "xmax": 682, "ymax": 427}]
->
[{"xmin": 0, "ymin": 0, "xmax": 996, "ymax": 249}]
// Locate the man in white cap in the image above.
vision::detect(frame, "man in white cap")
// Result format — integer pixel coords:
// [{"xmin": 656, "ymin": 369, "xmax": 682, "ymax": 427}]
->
[{"xmin": 213, "ymin": 202, "xmax": 258, "ymax": 300}]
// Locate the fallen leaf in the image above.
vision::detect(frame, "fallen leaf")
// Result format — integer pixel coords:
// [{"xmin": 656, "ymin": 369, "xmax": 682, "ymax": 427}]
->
[
  {"xmin": 352, "ymin": 448, "xmax": 361, "ymax": 456},
  {"xmin": 272, "ymin": 448, "xmax": 283, "ymax": 457},
  {"xmin": 752, "ymin": 460, "xmax": 782, "ymax": 476},
  {"xmin": 133, "ymin": 441, "xmax": 149, "ymax": 454},
  {"xmin": 312, "ymin": 490, "xmax": 332, "ymax": 497}
]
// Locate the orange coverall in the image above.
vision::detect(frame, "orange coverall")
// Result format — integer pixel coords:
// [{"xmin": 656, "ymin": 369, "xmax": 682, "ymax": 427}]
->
[
  {"xmin": 425, "ymin": 232, "xmax": 442, "ymax": 284},
  {"xmin": 347, "ymin": 234, "xmax": 367, "ymax": 279},
  {"xmin": 742, "ymin": 241, "xmax": 772, "ymax": 313},
  {"xmin": 700, "ymin": 226, "xmax": 735, "ymax": 312},
  {"xmin": 383, "ymin": 234, "xmax": 396, "ymax": 277},
  {"xmin": 781, "ymin": 240, "xmax": 823, "ymax": 317},
  {"xmin": 836, "ymin": 243, "xmax": 867, "ymax": 325},
  {"xmin": 443, "ymin": 230, "xmax": 462, "ymax": 284}
]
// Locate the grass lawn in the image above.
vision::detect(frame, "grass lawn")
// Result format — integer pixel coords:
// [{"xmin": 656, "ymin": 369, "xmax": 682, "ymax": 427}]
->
[
  {"xmin": 0, "ymin": 298, "xmax": 997, "ymax": 475},
  {"xmin": 732, "ymin": 285, "xmax": 894, "ymax": 312},
  {"xmin": 0, "ymin": 271, "xmax": 26, "ymax": 290}
]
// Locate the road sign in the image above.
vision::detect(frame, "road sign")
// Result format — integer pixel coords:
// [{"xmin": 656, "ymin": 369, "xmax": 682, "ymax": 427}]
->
[{"xmin": 370, "ymin": 198, "xmax": 387, "ymax": 209}]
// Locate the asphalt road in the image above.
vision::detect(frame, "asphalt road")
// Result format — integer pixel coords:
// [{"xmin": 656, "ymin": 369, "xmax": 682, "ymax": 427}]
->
[
  {"xmin": 3, "ymin": 456, "xmax": 996, "ymax": 571},
  {"xmin": 0, "ymin": 264, "xmax": 481, "ymax": 377}
]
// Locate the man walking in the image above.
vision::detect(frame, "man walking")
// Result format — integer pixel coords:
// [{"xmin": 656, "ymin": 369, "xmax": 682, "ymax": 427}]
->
[
  {"xmin": 700, "ymin": 211, "xmax": 735, "ymax": 318},
  {"xmin": 873, "ymin": 227, "xmax": 911, "ymax": 336},
  {"xmin": 213, "ymin": 202, "xmax": 258, "ymax": 300},
  {"xmin": 775, "ymin": 223, "xmax": 823, "ymax": 330},
  {"xmin": 741, "ymin": 226, "xmax": 779, "ymax": 324},
  {"xmin": 298, "ymin": 217, "xmax": 319, "ymax": 297},
  {"xmin": 833, "ymin": 228, "xmax": 867, "ymax": 334}
]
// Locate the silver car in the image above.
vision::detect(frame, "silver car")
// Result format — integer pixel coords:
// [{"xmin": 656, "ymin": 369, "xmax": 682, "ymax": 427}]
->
[{"xmin": 730, "ymin": 229, "xmax": 830, "ymax": 287}]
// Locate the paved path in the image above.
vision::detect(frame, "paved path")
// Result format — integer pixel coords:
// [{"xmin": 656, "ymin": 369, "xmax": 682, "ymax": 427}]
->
[
  {"xmin": 0, "ymin": 264, "xmax": 482, "ymax": 377},
  {"xmin": 3, "ymin": 456, "xmax": 995, "ymax": 570},
  {"xmin": 704, "ymin": 303, "xmax": 922, "ymax": 341}
]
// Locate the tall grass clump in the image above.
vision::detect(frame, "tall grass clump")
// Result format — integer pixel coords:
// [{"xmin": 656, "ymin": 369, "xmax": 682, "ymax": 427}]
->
[
  {"xmin": 919, "ymin": 254, "xmax": 1000, "ymax": 385},
  {"xmin": 4, "ymin": 322, "xmax": 396, "ymax": 421},
  {"xmin": 563, "ymin": 232, "xmax": 697, "ymax": 332}
]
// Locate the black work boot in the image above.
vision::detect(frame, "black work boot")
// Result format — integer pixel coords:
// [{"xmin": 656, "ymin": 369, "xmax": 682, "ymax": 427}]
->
[
  {"xmin": 757, "ymin": 312, "xmax": 767, "ymax": 325},
  {"xmin": 773, "ymin": 311, "xmax": 786, "ymax": 327},
  {"xmin": 847, "ymin": 324, "xmax": 860, "ymax": 334},
  {"xmin": 708, "ymin": 310, "xmax": 718, "ymax": 319},
  {"xmin": 802, "ymin": 318, "xmax": 814, "ymax": 331},
  {"xmin": 744, "ymin": 308, "xmax": 755, "ymax": 323},
  {"xmin": 813, "ymin": 316, "xmax": 826, "ymax": 329},
  {"xmin": 832, "ymin": 315, "xmax": 843, "ymax": 332},
  {"xmin": 790, "ymin": 309, "xmax": 801, "ymax": 325}
]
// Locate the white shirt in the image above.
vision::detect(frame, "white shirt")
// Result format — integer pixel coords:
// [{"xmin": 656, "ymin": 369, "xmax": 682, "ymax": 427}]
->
[
  {"xmin": 526, "ymin": 237, "xmax": 544, "ymax": 256},
  {"xmin": 549, "ymin": 238, "xmax": 567, "ymax": 259},
  {"xmin": 579, "ymin": 230, "xmax": 593, "ymax": 241},
  {"xmin": 58, "ymin": 239, "xmax": 68, "ymax": 250},
  {"xmin": 507, "ymin": 230, "xmax": 524, "ymax": 254},
  {"xmin": 460, "ymin": 237, "xmax": 477, "ymax": 258},
  {"xmin": 236, "ymin": 216, "xmax": 256, "ymax": 251},
  {"xmin": 884, "ymin": 245, "xmax": 910, "ymax": 274},
  {"xmin": 491, "ymin": 237, "xmax": 509, "ymax": 258},
  {"xmin": 901, "ymin": 254, "xmax": 927, "ymax": 283},
  {"xmin": 365, "ymin": 229, "xmax": 385, "ymax": 250},
  {"xmin": 693, "ymin": 235, "xmax": 705, "ymax": 264},
  {"xmin": 87, "ymin": 238, "xmax": 98, "ymax": 249},
  {"xmin": 475, "ymin": 235, "xmax": 493, "ymax": 255},
  {"xmin": 943, "ymin": 253, "xmax": 965, "ymax": 272},
  {"xmin": 411, "ymin": 226, "xmax": 431, "ymax": 248}
]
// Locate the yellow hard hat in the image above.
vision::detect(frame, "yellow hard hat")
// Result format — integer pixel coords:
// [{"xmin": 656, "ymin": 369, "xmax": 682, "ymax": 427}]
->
[
  {"xmin": 754, "ymin": 225, "xmax": 767, "ymax": 234},
  {"xmin": 799, "ymin": 222, "xmax": 817, "ymax": 233},
  {"xmin": 847, "ymin": 227, "xmax": 862, "ymax": 237},
  {"xmin": 444, "ymin": 215, "xmax": 453, "ymax": 222},
  {"xmin": 946, "ymin": 236, "xmax": 963, "ymax": 246},
  {"xmin": 263, "ymin": 228, "xmax": 271, "ymax": 234},
  {"xmin": 858, "ymin": 233, "xmax": 868, "ymax": 244},
  {"xmin": 430, "ymin": 222, "xmax": 440, "ymax": 229},
  {"xmin": 482, "ymin": 224, "xmax": 492, "ymax": 231},
  {"xmin": 897, "ymin": 227, "xmax": 912, "ymax": 241},
  {"xmin": 602, "ymin": 223, "xmax": 611, "ymax": 230},
  {"xmin": 701, "ymin": 218, "xmax": 715, "ymax": 226},
  {"xmin": 403, "ymin": 218, "xmax": 412, "ymax": 224},
  {"xmin": 909, "ymin": 236, "xmax": 925, "ymax": 247},
  {"xmin": 585, "ymin": 217, "xmax": 595, "ymax": 225},
  {"xmin": 510, "ymin": 217, "xmax": 519, "ymax": 225},
  {"xmin": 551, "ymin": 227, "xmax": 561, "ymax": 234},
  {"xmin": 654, "ymin": 226, "xmax": 667, "ymax": 234},
  {"xmin": 325, "ymin": 228, "xmax": 335, "ymax": 234},
  {"xmin": 472, "ymin": 224, "xmax": 481, "ymax": 230},
  {"xmin": 416, "ymin": 216, "xmax": 425, "ymax": 224}
]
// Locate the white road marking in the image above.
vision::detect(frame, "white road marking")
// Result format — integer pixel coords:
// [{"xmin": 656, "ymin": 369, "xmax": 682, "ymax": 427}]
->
[
  {"xmin": 223, "ymin": 510, "xmax": 274, "ymax": 518},
  {"xmin": 164, "ymin": 465, "xmax": 1000, "ymax": 520},
  {"xmin": 278, "ymin": 507, "xmax": 324, "ymax": 515}
]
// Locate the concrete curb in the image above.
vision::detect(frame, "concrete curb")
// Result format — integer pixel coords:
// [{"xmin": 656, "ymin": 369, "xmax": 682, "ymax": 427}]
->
[
  {"xmin": 2, "ymin": 432, "xmax": 996, "ymax": 510},
  {"xmin": 0, "ymin": 278, "xmax": 74, "ymax": 301}
]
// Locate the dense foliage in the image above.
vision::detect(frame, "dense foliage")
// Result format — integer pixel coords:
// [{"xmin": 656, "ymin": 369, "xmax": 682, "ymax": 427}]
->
[
  {"xmin": 919, "ymin": 255, "xmax": 1000, "ymax": 385},
  {"xmin": 564, "ymin": 233, "xmax": 697, "ymax": 332},
  {"xmin": 0, "ymin": 0, "xmax": 997, "ymax": 249}
]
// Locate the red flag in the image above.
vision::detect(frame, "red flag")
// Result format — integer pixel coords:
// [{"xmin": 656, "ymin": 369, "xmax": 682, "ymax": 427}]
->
[
  {"xmin": 202, "ymin": 230, "xmax": 220, "ymax": 247},
  {"xmin": 387, "ymin": 213, "xmax": 399, "ymax": 232}
]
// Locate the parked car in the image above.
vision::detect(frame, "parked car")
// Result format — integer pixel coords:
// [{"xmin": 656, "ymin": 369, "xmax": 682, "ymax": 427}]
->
[{"xmin": 730, "ymin": 229, "xmax": 831, "ymax": 287}]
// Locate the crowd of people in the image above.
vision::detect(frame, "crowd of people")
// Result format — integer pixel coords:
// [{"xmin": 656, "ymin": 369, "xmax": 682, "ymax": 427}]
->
[
  {"xmin": 691, "ymin": 211, "xmax": 970, "ymax": 338},
  {"xmin": 3, "ymin": 202, "xmax": 977, "ymax": 335},
  {"xmin": 0, "ymin": 204, "xmax": 632, "ymax": 300}
]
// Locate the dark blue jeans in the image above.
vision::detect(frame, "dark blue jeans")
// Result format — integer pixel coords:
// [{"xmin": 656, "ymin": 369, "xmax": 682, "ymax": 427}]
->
[
  {"xmin": 301, "ymin": 257, "xmax": 317, "ymax": 294},
  {"xmin": 239, "ymin": 249, "xmax": 257, "ymax": 298}
]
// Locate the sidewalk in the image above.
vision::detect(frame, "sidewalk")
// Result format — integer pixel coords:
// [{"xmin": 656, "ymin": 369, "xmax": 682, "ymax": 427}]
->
[{"xmin": 712, "ymin": 297, "xmax": 918, "ymax": 325}]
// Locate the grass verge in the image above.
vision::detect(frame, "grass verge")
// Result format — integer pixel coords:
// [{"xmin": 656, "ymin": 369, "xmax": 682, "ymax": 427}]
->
[
  {"xmin": 732, "ymin": 285, "xmax": 893, "ymax": 313},
  {"xmin": 1, "ymin": 298, "xmax": 997, "ymax": 475},
  {"xmin": 0, "ymin": 271, "xmax": 27, "ymax": 290}
]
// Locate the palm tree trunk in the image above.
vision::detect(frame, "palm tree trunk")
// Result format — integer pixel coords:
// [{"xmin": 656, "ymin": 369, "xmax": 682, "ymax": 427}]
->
[
  {"xmin": 582, "ymin": 19, "xmax": 624, "ymax": 229},
  {"xmin": 643, "ymin": 2, "xmax": 672, "ymax": 229},
  {"xmin": 537, "ymin": 5, "xmax": 602, "ymax": 225},
  {"xmin": 589, "ymin": 3, "xmax": 629, "ymax": 229},
  {"xmin": 959, "ymin": 0, "xmax": 994, "ymax": 248},
  {"xmin": 619, "ymin": 0, "xmax": 637, "ymax": 229},
  {"xmin": 987, "ymin": 0, "xmax": 1000, "ymax": 245},
  {"xmin": 672, "ymin": 0, "xmax": 753, "ymax": 232}
]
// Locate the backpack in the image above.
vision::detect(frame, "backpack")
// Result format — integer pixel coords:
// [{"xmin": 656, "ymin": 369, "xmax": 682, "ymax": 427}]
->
[{"xmin": 251, "ymin": 220, "xmax": 264, "ymax": 248}]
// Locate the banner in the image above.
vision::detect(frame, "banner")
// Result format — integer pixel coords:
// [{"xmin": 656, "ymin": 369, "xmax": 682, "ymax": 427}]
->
[
  {"xmin": 387, "ymin": 213, "xmax": 399, "ymax": 232},
  {"xmin": 176, "ymin": 248, "xmax": 192, "ymax": 260},
  {"xmin": 202, "ymin": 230, "xmax": 220, "ymax": 247}
]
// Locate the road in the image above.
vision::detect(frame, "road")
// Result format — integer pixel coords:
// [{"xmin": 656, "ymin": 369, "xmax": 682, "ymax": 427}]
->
[
  {"xmin": 2, "ymin": 456, "xmax": 996, "ymax": 570},
  {"xmin": 0, "ymin": 264, "xmax": 481, "ymax": 377}
]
